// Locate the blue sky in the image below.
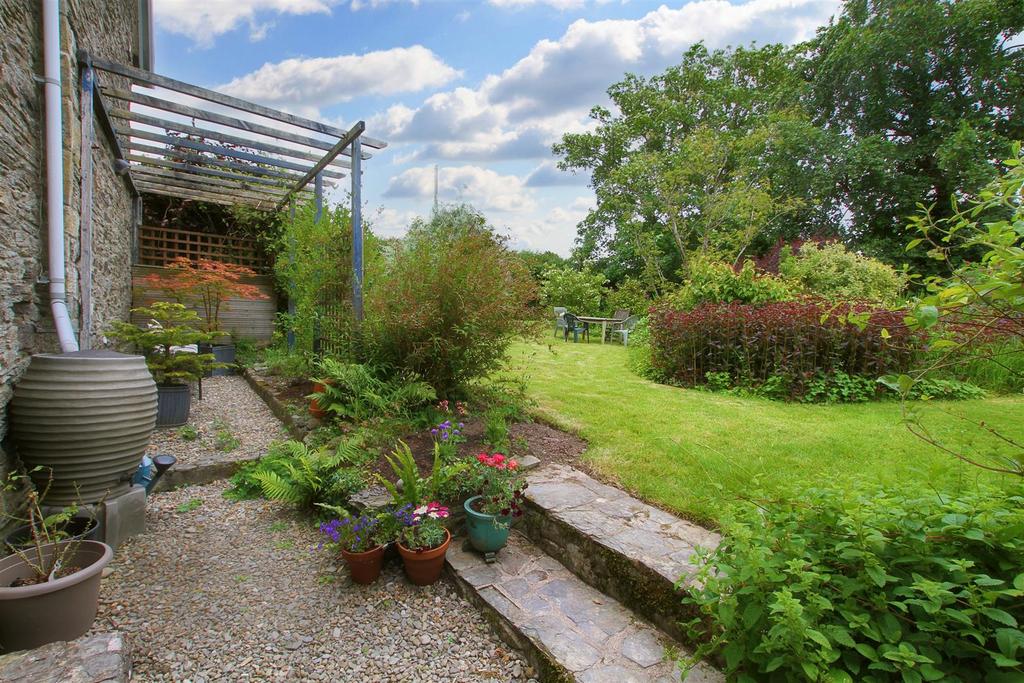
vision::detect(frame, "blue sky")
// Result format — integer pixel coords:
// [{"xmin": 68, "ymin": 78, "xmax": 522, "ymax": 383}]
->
[{"xmin": 153, "ymin": 0, "xmax": 841, "ymax": 254}]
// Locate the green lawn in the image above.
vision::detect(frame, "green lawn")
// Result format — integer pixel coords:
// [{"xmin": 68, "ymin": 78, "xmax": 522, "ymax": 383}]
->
[{"xmin": 510, "ymin": 341, "xmax": 1024, "ymax": 527}]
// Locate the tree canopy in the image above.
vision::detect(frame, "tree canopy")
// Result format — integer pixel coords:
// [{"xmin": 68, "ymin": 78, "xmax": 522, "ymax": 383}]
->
[{"xmin": 556, "ymin": 0, "xmax": 1024, "ymax": 285}]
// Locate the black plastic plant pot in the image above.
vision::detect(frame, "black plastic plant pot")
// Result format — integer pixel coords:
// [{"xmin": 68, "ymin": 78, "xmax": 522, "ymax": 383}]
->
[
  {"xmin": 211, "ymin": 344, "xmax": 236, "ymax": 376},
  {"xmin": 156, "ymin": 384, "xmax": 191, "ymax": 427}
]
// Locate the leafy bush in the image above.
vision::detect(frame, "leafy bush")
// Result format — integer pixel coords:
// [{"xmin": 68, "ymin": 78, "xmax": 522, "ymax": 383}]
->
[
  {"xmin": 605, "ymin": 277, "xmax": 651, "ymax": 317},
  {"xmin": 934, "ymin": 336, "xmax": 1024, "ymax": 394},
  {"xmin": 780, "ymin": 242, "xmax": 906, "ymax": 304},
  {"xmin": 683, "ymin": 483, "xmax": 1024, "ymax": 682},
  {"xmin": 364, "ymin": 205, "xmax": 535, "ymax": 398},
  {"xmin": 310, "ymin": 359, "xmax": 435, "ymax": 422},
  {"xmin": 668, "ymin": 258, "xmax": 793, "ymax": 311},
  {"xmin": 802, "ymin": 371, "xmax": 881, "ymax": 403},
  {"xmin": 625, "ymin": 317, "xmax": 663, "ymax": 381},
  {"xmin": 237, "ymin": 440, "xmax": 368, "ymax": 513},
  {"xmin": 540, "ymin": 266, "xmax": 606, "ymax": 314},
  {"xmin": 649, "ymin": 299, "xmax": 918, "ymax": 400}
]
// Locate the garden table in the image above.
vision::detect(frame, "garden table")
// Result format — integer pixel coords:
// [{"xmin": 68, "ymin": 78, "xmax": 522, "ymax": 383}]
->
[{"xmin": 576, "ymin": 316, "xmax": 622, "ymax": 344}]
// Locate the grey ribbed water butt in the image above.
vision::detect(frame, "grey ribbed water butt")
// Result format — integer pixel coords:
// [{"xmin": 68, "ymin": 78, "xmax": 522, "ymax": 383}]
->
[{"xmin": 10, "ymin": 351, "xmax": 157, "ymax": 505}]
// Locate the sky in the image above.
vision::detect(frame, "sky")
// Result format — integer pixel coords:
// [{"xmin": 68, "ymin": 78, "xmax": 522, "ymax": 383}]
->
[{"xmin": 151, "ymin": 0, "xmax": 842, "ymax": 255}]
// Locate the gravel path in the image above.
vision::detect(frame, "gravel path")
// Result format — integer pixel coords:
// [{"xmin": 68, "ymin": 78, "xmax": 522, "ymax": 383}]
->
[
  {"xmin": 147, "ymin": 376, "xmax": 289, "ymax": 467},
  {"xmin": 91, "ymin": 482, "xmax": 532, "ymax": 682}
]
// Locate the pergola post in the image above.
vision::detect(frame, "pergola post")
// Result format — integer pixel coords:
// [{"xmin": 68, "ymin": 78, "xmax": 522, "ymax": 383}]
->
[
  {"xmin": 287, "ymin": 198, "xmax": 296, "ymax": 351},
  {"xmin": 351, "ymin": 137, "xmax": 363, "ymax": 322}
]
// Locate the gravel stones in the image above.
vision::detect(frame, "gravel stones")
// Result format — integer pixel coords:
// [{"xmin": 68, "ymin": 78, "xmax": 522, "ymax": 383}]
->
[{"xmin": 90, "ymin": 481, "xmax": 531, "ymax": 682}]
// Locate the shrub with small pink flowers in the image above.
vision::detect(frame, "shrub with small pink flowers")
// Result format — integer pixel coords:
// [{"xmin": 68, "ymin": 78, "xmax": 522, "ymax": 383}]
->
[
  {"xmin": 469, "ymin": 453, "xmax": 527, "ymax": 518},
  {"xmin": 395, "ymin": 501, "xmax": 450, "ymax": 550}
]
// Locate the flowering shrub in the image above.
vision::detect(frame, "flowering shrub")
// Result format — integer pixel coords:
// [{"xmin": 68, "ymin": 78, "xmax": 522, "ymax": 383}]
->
[
  {"xmin": 141, "ymin": 256, "xmax": 268, "ymax": 333},
  {"xmin": 469, "ymin": 453, "xmax": 527, "ymax": 518},
  {"xmin": 395, "ymin": 502, "xmax": 450, "ymax": 550},
  {"xmin": 649, "ymin": 298, "xmax": 919, "ymax": 400},
  {"xmin": 683, "ymin": 483, "xmax": 1024, "ymax": 681}
]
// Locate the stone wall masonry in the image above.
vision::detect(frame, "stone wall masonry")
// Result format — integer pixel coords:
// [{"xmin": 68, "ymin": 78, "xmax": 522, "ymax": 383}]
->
[{"xmin": 0, "ymin": 0, "xmax": 139, "ymax": 514}]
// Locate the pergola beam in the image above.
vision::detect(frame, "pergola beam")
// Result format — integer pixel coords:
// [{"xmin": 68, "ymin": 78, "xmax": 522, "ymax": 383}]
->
[
  {"xmin": 275, "ymin": 121, "xmax": 365, "ymax": 212},
  {"xmin": 101, "ymin": 86, "xmax": 374, "ymax": 160},
  {"xmin": 117, "ymin": 125, "xmax": 346, "ymax": 179},
  {"xmin": 90, "ymin": 55, "xmax": 387, "ymax": 150},
  {"xmin": 135, "ymin": 182, "xmax": 273, "ymax": 209},
  {"xmin": 128, "ymin": 141, "xmax": 340, "ymax": 184},
  {"xmin": 131, "ymin": 166, "xmax": 305, "ymax": 198},
  {"xmin": 108, "ymin": 108, "xmax": 352, "ymax": 171},
  {"xmin": 125, "ymin": 153, "xmax": 296, "ymax": 189},
  {"xmin": 132, "ymin": 172, "xmax": 291, "ymax": 204}
]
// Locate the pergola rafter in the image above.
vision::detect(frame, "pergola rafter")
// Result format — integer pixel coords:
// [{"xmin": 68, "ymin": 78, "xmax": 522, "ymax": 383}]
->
[{"xmin": 77, "ymin": 51, "xmax": 385, "ymax": 327}]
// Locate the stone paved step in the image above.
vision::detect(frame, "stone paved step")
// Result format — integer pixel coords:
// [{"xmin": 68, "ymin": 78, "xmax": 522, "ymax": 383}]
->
[
  {"xmin": 0, "ymin": 632, "xmax": 130, "ymax": 683},
  {"xmin": 521, "ymin": 464, "xmax": 720, "ymax": 642},
  {"xmin": 446, "ymin": 531, "xmax": 722, "ymax": 683}
]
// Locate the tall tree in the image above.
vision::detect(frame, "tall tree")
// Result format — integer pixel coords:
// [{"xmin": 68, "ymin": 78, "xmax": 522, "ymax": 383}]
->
[
  {"xmin": 556, "ymin": 44, "xmax": 840, "ymax": 283},
  {"xmin": 810, "ymin": 0, "xmax": 1024, "ymax": 266}
]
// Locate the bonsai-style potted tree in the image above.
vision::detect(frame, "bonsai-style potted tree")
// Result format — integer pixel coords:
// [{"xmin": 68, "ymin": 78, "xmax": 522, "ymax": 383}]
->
[
  {"xmin": 141, "ymin": 256, "xmax": 268, "ymax": 374},
  {"xmin": 107, "ymin": 302, "xmax": 216, "ymax": 427},
  {"xmin": 464, "ymin": 452, "xmax": 526, "ymax": 556},
  {"xmin": 0, "ymin": 471, "xmax": 113, "ymax": 652}
]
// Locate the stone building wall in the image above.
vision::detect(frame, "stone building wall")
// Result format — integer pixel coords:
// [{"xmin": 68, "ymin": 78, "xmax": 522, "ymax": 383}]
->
[{"xmin": 0, "ymin": 0, "xmax": 142, "ymax": 509}]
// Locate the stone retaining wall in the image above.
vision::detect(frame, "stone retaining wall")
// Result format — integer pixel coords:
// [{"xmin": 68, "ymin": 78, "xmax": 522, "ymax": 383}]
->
[{"xmin": 0, "ymin": 0, "xmax": 141, "ymax": 518}]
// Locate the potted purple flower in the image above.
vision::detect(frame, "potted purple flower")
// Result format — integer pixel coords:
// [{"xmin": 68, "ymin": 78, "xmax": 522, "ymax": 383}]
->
[
  {"xmin": 319, "ymin": 512, "xmax": 394, "ymax": 585},
  {"xmin": 394, "ymin": 502, "xmax": 451, "ymax": 586}
]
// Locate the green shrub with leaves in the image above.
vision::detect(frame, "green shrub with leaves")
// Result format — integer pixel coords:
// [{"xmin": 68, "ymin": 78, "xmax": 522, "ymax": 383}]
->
[
  {"xmin": 683, "ymin": 483, "xmax": 1024, "ymax": 682},
  {"xmin": 625, "ymin": 317, "xmax": 664, "ymax": 381},
  {"xmin": 243, "ymin": 440, "xmax": 368, "ymax": 513},
  {"xmin": 604, "ymin": 277, "xmax": 651, "ymax": 317},
  {"xmin": 310, "ymin": 359, "xmax": 435, "ymax": 422},
  {"xmin": 540, "ymin": 265, "xmax": 607, "ymax": 314},
  {"xmin": 364, "ymin": 205, "xmax": 536, "ymax": 398},
  {"xmin": 668, "ymin": 258, "xmax": 793, "ymax": 310},
  {"xmin": 780, "ymin": 242, "xmax": 907, "ymax": 305}
]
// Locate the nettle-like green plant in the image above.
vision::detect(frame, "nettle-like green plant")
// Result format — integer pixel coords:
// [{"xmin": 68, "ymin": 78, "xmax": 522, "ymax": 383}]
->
[
  {"xmin": 107, "ymin": 302, "xmax": 217, "ymax": 385},
  {"xmin": 682, "ymin": 484, "xmax": 1024, "ymax": 682}
]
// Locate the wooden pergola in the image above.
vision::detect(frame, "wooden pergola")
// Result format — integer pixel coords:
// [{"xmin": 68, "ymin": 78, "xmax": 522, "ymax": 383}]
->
[{"xmin": 76, "ymin": 52, "xmax": 386, "ymax": 332}]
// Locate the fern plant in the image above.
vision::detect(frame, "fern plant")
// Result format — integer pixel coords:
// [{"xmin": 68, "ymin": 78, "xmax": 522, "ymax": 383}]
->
[
  {"xmin": 251, "ymin": 440, "xmax": 367, "ymax": 512},
  {"xmin": 310, "ymin": 360, "xmax": 435, "ymax": 421},
  {"xmin": 378, "ymin": 441, "xmax": 470, "ymax": 507}
]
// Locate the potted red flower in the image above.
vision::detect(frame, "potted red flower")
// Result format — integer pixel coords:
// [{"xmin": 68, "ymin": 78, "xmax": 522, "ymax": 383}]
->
[
  {"xmin": 464, "ymin": 453, "xmax": 527, "ymax": 555},
  {"xmin": 141, "ymin": 257, "xmax": 268, "ymax": 374}
]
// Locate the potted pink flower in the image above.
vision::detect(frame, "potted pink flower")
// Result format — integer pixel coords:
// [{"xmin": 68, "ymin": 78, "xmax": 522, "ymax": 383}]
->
[
  {"xmin": 463, "ymin": 452, "xmax": 527, "ymax": 555},
  {"xmin": 395, "ymin": 502, "xmax": 451, "ymax": 586}
]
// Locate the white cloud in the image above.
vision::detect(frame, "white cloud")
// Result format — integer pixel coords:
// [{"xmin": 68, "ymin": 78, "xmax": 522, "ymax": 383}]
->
[
  {"xmin": 489, "ymin": 0, "xmax": 585, "ymax": 9},
  {"xmin": 153, "ymin": 0, "xmax": 339, "ymax": 47},
  {"xmin": 525, "ymin": 160, "xmax": 588, "ymax": 187},
  {"xmin": 384, "ymin": 165, "xmax": 536, "ymax": 212},
  {"xmin": 217, "ymin": 46, "xmax": 461, "ymax": 116},
  {"xmin": 371, "ymin": 207, "xmax": 422, "ymax": 237},
  {"xmin": 377, "ymin": 0, "xmax": 840, "ymax": 161}
]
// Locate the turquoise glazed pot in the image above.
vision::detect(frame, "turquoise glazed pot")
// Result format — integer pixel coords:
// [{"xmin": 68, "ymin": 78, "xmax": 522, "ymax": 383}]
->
[{"xmin": 464, "ymin": 496, "xmax": 511, "ymax": 554}]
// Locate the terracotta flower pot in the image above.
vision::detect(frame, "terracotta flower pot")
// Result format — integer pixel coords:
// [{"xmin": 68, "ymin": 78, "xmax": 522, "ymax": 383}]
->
[
  {"xmin": 397, "ymin": 529, "xmax": 451, "ymax": 586},
  {"xmin": 0, "ymin": 540, "xmax": 113, "ymax": 652},
  {"xmin": 341, "ymin": 545, "xmax": 385, "ymax": 584},
  {"xmin": 310, "ymin": 382, "xmax": 327, "ymax": 419}
]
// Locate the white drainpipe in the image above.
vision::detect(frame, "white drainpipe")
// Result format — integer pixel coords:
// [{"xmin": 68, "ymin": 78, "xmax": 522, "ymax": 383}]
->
[{"xmin": 43, "ymin": 0, "xmax": 79, "ymax": 352}]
